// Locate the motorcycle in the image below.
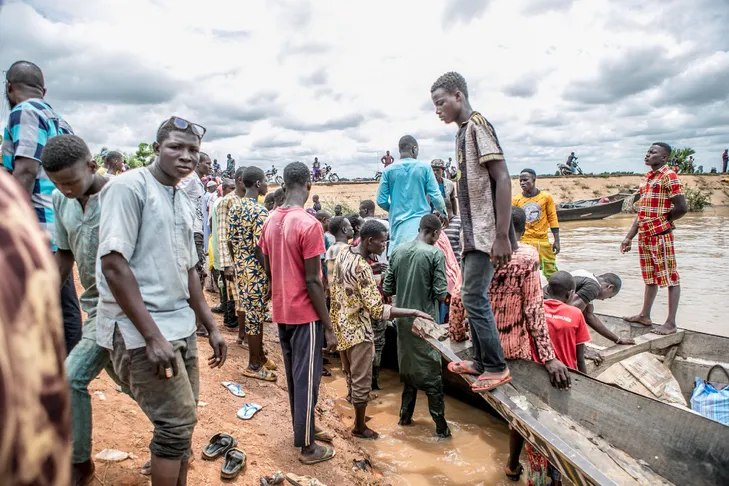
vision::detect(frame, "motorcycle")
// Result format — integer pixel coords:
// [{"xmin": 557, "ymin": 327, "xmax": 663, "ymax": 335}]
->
[
  {"xmin": 314, "ymin": 163, "xmax": 339, "ymax": 183},
  {"xmin": 375, "ymin": 170, "xmax": 382, "ymax": 182},
  {"xmin": 557, "ymin": 160, "xmax": 584, "ymax": 176},
  {"xmin": 266, "ymin": 166, "xmax": 283, "ymax": 184}
]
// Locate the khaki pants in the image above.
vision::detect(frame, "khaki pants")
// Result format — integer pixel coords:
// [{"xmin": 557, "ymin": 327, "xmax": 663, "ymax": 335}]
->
[{"xmin": 340, "ymin": 341, "xmax": 374, "ymax": 406}]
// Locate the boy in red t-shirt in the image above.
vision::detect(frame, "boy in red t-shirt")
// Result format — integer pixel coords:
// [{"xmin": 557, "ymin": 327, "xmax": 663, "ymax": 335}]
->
[
  {"xmin": 542, "ymin": 271, "xmax": 591, "ymax": 373},
  {"xmin": 258, "ymin": 162, "xmax": 338, "ymax": 465}
]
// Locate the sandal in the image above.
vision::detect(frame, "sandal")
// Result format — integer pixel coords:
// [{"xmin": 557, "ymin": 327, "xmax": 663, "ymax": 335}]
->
[
  {"xmin": 504, "ymin": 463, "xmax": 523, "ymax": 481},
  {"xmin": 322, "ymin": 368, "xmax": 331, "ymax": 377},
  {"xmin": 285, "ymin": 473, "xmax": 327, "ymax": 486},
  {"xmin": 202, "ymin": 432, "xmax": 237, "ymax": 460},
  {"xmin": 447, "ymin": 360, "xmax": 481, "ymax": 375},
  {"xmin": 237, "ymin": 403, "xmax": 263, "ymax": 420},
  {"xmin": 220, "ymin": 448, "xmax": 246, "ymax": 480},
  {"xmin": 243, "ymin": 367, "xmax": 277, "ymax": 382},
  {"xmin": 471, "ymin": 369, "xmax": 512, "ymax": 392},
  {"xmin": 298, "ymin": 444, "xmax": 336, "ymax": 465},
  {"xmin": 221, "ymin": 381, "xmax": 246, "ymax": 397},
  {"xmin": 314, "ymin": 429, "xmax": 333, "ymax": 443},
  {"xmin": 264, "ymin": 359, "xmax": 278, "ymax": 371}
]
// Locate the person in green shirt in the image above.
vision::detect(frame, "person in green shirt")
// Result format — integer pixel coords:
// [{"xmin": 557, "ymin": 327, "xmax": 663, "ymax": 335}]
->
[{"xmin": 383, "ymin": 214, "xmax": 450, "ymax": 437}]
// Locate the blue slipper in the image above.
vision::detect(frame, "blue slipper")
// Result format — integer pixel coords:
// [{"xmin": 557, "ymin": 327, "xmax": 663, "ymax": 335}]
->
[
  {"xmin": 237, "ymin": 403, "xmax": 263, "ymax": 420},
  {"xmin": 221, "ymin": 381, "xmax": 246, "ymax": 397}
]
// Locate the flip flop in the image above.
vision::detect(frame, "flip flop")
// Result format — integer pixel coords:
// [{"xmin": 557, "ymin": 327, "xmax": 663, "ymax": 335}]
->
[
  {"xmin": 243, "ymin": 367, "xmax": 277, "ymax": 382},
  {"xmin": 314, "ymin": 429, "xmax": 333, "ymax": 443},
  {"xmin": 447, "ymin": 360, "xmax": 481, "ymax": 375},
  {"xmin": 504, "ymin": 463, "xmax": 523, "ymax": 481},
  {"xmin": 260, "ymin": 470, "xmax": 285, "ymax": 485},
  {"xmin": 202, "ymin": 433, "xmax": 238, "ymax": 460},
  {"xmin": 298, "ymin": 444, "xmax": 336, "ymax": 465},
  {"xmin": 471, "ymin": 369, "xmax": 512, "ymax": 392},
  {"xmin": 237, "ymin": 403, "xmax": 263, "ymax": 420},
  {"xmin": 285, "ymin": 473, "xmax": 327, "ymax": 486},
  {"xmin": 264, "ymin": 359, "xmax": 278, "ymax": 371},
  {"xmin": 221, "ymin": 381, "xmax": 246, "ymax": 397},
  {"xmin": 220, "ymin": 448, "xmax": 246, "ymax": 480}
]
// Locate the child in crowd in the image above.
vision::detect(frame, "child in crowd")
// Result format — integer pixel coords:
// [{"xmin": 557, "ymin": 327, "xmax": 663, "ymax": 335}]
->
[
  {"xmin": 384, "ymin": 214, "xmax": 450, "ymax": 437},
  {"xmin": 325, "ymin": 216, "xmax": 353, "ymax": 278},
  {"xmin": 346, "ymin": 213, "xmax": 364, "ymax": 245},
  {"xmin": 330, "ymin": 219, "xmax": 430, "ymax": 439},
  {"xmin": 259, "ymin": 162, "xmax": 338, "ymax": 465}
]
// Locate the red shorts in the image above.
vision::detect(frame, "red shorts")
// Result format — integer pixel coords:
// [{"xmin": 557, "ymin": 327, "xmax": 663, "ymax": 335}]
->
[{"xmin": 639, "ymin": 232, "xmax": 680, "ymax": 287}]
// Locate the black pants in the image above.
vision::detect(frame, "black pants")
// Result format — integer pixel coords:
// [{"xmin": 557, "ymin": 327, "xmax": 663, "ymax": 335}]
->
[
  {"xmin": 400, "ymin": 381, "xmax": 449, "ymax": 435},
  {"xmin": 61, "ymin": 275, "xmax": 82, "ymax": 356},
  {"xmin": 278, "ymin": 322, "xmax": 323, "ymax": 448}
]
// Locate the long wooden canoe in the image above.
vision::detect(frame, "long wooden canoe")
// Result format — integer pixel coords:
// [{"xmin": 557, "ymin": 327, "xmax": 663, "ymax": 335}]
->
[
  {"xmin": 556, "ymin": 193, "xmax": 639, "ymax": 222},
  {"xmin": 422, "ymin": 314, "xmax": 729, "ymax": 486}
]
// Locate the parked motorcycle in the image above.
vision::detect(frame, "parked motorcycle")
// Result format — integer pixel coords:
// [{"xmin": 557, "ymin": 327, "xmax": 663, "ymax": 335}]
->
[
  {"xmin": 375, "ymin": 170, "xmax": 382, "ymax": 182},
  {"xmin": 314, "ymin": 163, "xmax": 339, "ymax": 183},
  {"xmin": 557, "ymin": 160, "xmax": 584, "ymax": 176},
  {"xmin": 266, "ymin": 166, "xmax": 283, "ymax": 184}
]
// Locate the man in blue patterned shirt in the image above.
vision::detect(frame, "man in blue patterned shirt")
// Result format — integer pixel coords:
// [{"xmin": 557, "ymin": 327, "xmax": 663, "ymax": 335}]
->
[{"xmin": 2, "ymin": 60, "xmax": 82, "ymax": 354}]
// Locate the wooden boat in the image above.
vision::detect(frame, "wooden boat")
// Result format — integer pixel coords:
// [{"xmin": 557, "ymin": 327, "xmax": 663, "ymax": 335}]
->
[
  {"xmin": 556, "ymin": 192, "xmax": 639, "ymax": 222},
  {"xmin": 422, "ymin": 313, "xmax": 729, "ymax": 486}
]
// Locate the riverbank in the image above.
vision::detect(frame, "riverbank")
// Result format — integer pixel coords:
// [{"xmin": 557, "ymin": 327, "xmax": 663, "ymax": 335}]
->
[
  {"xmin": 76, "ymin": 275, "xmax": 382, "ymax": 486},
  {"xmin": 280, "ymin": 174, "xmax": 729, "ymax": 213}
]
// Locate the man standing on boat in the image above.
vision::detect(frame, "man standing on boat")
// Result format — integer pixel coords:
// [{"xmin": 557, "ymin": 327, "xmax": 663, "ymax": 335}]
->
[
  {"xmin": 513, "ymin": 169, "xmax": 560, "ymax": 278},
  {"xmin": 621, "ymin": 143, "xmax": 687, "ymax": 335}
]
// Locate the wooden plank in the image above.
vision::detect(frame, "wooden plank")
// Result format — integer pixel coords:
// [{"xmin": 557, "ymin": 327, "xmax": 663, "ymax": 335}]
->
[
  {"xmin": 426, "ymin": 337, "xmax": 619, "ymax": 486},
  {"xmin": 507, "ymin": 359, "xmax": 729, "ymax": 486},
  {"xmin": 585, "ymin": 331, "xmax": 685, "ymax": 375}
]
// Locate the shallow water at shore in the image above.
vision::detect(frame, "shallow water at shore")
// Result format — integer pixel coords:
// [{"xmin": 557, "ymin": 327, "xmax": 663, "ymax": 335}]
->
[
  {"xmin": 322, "ymin": 366, "xmax": 516, "ymax": 486},
  {"xmin": 558, "ymin": 206, "xmax": 728, "ymax": 337}
]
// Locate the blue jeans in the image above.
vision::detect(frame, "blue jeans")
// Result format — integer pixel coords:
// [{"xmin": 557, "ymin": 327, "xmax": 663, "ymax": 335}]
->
[
  {"xmin": 461, "ymin": 251, "xmax": 506, "ymax": 373},
  {"xmin": 65, "ymin": 314, "xmax": 126, "ymax": 463}
]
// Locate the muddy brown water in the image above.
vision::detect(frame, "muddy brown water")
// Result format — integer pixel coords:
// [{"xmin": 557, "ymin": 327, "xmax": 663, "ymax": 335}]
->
[{"xmin": 320, "ymin": 208, "xmax": 727, "ymax": 485}]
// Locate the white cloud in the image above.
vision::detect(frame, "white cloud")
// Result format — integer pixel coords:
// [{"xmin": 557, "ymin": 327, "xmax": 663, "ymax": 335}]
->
[{"xmin": 1, "ymin": 0, "xmax": 729, "ymax": 177}]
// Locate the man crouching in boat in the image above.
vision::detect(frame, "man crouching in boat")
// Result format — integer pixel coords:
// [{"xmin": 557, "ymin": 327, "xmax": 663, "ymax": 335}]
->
[{"xmin": 489, "ymin": 206, "xmax": 571, "ymax": 482}]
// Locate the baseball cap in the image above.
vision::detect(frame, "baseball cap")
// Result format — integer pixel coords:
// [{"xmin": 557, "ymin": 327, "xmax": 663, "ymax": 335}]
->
[{"xmin": 430, "ymin": 159, "xmax": 445, "ymax": 169}]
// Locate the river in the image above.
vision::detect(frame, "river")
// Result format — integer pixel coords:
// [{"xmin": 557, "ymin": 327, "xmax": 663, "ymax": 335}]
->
[{"xmin": 322, "ymin": 207, "xmax": 727, "ymax": 485}]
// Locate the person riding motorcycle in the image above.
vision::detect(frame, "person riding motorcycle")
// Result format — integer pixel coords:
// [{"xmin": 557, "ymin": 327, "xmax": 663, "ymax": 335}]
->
[
  {"xmin": 566, "ymin": 152, "xmax": 577, "ymax": 172},
  {"xmin": 312, "ymin": 157, "xmax": 322, "ymax": 181}
]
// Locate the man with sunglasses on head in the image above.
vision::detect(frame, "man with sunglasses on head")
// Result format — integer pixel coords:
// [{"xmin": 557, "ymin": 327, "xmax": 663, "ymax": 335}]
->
[
  {"xmin": 2, "ymin": 60, "xmax": 83, "ymax": 356},
  {"xmin": 96, "ymin": 116, "xmax": 227, "ymax": 485}
]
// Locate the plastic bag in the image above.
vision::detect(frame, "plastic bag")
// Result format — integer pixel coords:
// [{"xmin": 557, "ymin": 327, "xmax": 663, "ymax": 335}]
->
[{"xmin": 690, "ymin": 365, "xmax": 729, "ymax": 425}]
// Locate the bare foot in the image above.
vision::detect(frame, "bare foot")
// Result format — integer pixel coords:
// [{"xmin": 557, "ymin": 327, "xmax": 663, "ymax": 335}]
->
[
  {"xmin": 651, "ymin": 323, "xmax": 677, "ymax": 335},
  {"xmin": 352, "ymin": 427, "xmax": 380, "ymax": 440},
  {"xmin": 623, "ymin": 314, "xmax": 652, "ymax": 326}
]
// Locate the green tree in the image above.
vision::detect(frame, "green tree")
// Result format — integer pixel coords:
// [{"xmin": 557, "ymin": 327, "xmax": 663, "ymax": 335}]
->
[
  {"xmin": 669, "ymin": 146, "xmax": 696, "ymax": 173},
  {"xmin": 125, "ymin": 142, "xmax": 155, "ymax": 168}
]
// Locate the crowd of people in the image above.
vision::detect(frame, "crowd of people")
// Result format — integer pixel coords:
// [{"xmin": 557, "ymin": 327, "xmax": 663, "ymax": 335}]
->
[{"xmin": 0, "ymin": 60, "xmax": 689, "ymax": 486}]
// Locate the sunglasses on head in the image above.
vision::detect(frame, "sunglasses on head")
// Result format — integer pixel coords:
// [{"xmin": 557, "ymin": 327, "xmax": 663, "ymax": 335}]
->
[{"xmin": 162, "ymin": 116, "xmax": 207, "ymax": 139}]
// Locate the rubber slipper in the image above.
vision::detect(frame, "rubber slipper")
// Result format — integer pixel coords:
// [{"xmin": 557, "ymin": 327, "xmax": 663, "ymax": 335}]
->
[
  {"xmin": 471, "ymin": 369, "xmax": 512, "ymax": 392},
  {"xmin": 447, "ymin": 360, "xmax": 481, "ymax": 375},
  {"xmin": 504, "ymin": 463, "xmax": 523, "ymax": 481},
  {"xmin": 314, "ymin": 429, "xmax": 333, "ymax": 443},
  {"xmin": 220, "ymin": 448, "xmax": 246, "ymax": 480},
  {"xmin": 221, "ymin": 381, "xmax": 246, "ymax": 397},
  {"xmin": 322, "ymin": 368, "xmax": 331, "ymax": 377},
  {"xmin": 202, "ymin": 432, "xmax": 237, "ymax": 460},
  {"xmin": 285, "ymin": 473, "xmax": 328, "ymax": 485},
  {"xmin": 237, "ymin": 403, "xmax": 263, "ymax": 420},
  {"xmin": 261, "ymin": 470, "xmax": 285, "ymax": 485},
  {"xmin": 243, "ymin": 367, "xmax": 277, "ymax": 382},
  {"xmin": 264, "ymin": 359, "xmax": 278, "ymax": 371},
  {"xmin": 298, "ymin": 444, "xmax": 336, "ymax": 465}
]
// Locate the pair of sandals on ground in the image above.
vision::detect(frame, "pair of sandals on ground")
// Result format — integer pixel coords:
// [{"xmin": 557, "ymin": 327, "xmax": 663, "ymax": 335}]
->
[{"xmin": 447, "ymin": 360, "xmax": 512, "ymax": 392}]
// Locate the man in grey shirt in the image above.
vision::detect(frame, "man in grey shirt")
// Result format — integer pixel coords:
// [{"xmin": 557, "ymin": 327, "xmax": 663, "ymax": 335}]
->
[{"xmin": 96, "ymin": 117, "xmax": 226, "ymax": 484}]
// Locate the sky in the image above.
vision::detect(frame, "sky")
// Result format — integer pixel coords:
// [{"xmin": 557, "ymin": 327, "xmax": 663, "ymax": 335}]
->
[{"xmin": 1, "ymin": 0, "xmax": 728, "ymax": 177}]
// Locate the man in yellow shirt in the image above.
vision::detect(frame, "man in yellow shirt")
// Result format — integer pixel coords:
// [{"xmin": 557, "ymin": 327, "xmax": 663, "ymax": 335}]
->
[{"xmin": 512, "ymin": 169, "xmax": 560, "ymax": 278}]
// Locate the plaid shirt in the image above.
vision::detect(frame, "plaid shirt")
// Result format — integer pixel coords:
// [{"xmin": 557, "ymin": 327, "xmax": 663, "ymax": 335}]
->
[
  {"xmin": 2, "ymin": 99, "xmax": 74, "ymax": 251},
  {"xmin": 215, "ymin": 193, "xmax": 241, "ymax": 268},
  {"xmin": 637, "ymin": 164, "xmax": 682, "ymax": 237}
]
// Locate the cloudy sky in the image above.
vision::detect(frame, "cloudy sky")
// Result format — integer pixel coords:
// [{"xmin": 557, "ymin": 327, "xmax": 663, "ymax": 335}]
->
[{"xmin": 1, "ymin": 0, "xmax": 728, "ymax": 177}]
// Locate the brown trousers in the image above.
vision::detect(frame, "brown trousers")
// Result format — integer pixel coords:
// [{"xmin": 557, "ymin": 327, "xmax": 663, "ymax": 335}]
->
[{"xmin": 340, "ymin": 341, "xmax": 374, "ymax": 406}]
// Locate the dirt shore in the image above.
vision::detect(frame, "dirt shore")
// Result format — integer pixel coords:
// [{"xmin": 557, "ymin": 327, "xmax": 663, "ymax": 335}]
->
[
  {"xmin": 78, "ymin": 275, "xmax": 383, "ymax": 486},
  {"xmin": 282, "ymin": 174, "xmax": 729, "ymax": 213}
]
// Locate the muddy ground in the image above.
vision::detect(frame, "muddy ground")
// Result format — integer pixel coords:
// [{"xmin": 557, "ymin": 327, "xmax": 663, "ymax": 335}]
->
[{"xmin": 79, "ymin": 275, "xmax": 384, "ymax": 486}]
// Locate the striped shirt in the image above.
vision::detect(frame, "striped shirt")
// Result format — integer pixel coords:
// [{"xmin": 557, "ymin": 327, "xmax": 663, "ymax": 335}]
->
[
  {"xmin": 2, "ymin": 99, "xmax": 74, "ymax": 250},
  {"xmin": 456, "ymin": 111, "xmax": 504, "ymax": 255}
]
